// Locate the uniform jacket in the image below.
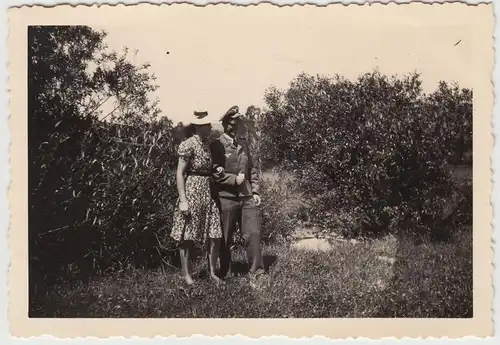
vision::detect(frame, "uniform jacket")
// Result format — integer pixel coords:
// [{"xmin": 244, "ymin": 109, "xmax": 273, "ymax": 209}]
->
[{"xmin": 210, "ymin": 133, "xmax": 260, "ymax": 198}]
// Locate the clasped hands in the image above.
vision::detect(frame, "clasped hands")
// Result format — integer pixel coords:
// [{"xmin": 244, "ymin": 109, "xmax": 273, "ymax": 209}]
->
[{"xmin": 179, "ymin": 168, "xmax": 261, "ymax": 215}]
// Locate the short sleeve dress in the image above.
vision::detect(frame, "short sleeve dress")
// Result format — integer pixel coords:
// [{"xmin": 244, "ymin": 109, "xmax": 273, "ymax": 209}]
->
[{"xmin": 170, "ymin": 135, "xmax": 222, "ymax": 244}]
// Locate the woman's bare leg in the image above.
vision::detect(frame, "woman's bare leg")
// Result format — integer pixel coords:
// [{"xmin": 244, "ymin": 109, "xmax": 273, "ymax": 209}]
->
[
  {"xmin": 180, "ymin": 240, "xmax": 195, "ymax": 285},
  {"xmin": 209, "ymin": 238, "xmax": 221, "ymax": 282}
]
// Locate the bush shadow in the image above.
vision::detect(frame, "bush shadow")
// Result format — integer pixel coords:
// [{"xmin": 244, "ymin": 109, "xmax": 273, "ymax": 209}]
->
[{"xmin": 375, "ymin": 226, "xmax": 473, "ymax": 318}]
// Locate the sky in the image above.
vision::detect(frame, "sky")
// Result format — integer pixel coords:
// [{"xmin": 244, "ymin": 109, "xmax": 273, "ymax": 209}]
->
[{"xmin": 89, "ymin": 3, "xmax": 491, "ymax": 125}]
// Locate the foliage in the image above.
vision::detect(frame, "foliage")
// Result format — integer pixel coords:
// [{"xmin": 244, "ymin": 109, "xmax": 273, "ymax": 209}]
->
[
  {"xmin": 74, "ymin": 119, "xmax": 178, "ymax": 271},
  {"xmin": 242, "ymin": 105, "xmax": 263, "ymax": 173},
  {"xmin": 257, "ymin": 169, "xmax": 305, "ymax": 244},
  {"xmin": 259, "ymin": 70, "xmax": 472, "ymax": 240},
  {"xmin": 29, "ymin": 26, "xmax": 175, "ymax": 295}
]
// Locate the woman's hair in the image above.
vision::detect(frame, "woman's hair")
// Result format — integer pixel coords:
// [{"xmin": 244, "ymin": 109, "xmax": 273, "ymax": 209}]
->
[{"xmin": 183, "ymin": 124, "xmax": 196, "ymax": 139}]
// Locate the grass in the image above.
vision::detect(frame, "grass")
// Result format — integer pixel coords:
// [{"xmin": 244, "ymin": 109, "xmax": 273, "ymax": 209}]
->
[{"xmin": 31, "ymin": 227, "xmax": 472, "ymax": 318}]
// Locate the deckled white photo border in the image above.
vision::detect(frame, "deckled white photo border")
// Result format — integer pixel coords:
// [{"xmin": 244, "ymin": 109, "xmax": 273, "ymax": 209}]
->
[{"xmin": 1, "ymin": 0, "xmax": 498, "ymax": 343}]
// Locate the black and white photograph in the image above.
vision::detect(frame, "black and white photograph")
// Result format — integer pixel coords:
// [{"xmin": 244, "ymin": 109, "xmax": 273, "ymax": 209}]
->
[{"xmin": 7, "ymin": 1, "xmax": 494, "ymax": 339}]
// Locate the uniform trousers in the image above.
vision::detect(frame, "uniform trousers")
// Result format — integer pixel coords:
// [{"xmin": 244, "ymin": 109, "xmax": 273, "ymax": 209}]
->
[{"xmin": 218, "ymin": 195, "xmax": 262, "ymax": 277}]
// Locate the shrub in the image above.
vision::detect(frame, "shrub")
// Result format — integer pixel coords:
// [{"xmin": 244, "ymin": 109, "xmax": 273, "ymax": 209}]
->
[
  {"xmin": 260, "ymin": 70, "xmax": 472, "ymax": 240},
  {"xmin": 258, "ymin": 170, "xmax": 302, "ymax": 244},
  {"xmin": 28, "ymin": 26, "xmax": 176, "ymax": 297},
  {"xmin": 77, "ymin": 119, "xmax": 178, "ymax": 269}
]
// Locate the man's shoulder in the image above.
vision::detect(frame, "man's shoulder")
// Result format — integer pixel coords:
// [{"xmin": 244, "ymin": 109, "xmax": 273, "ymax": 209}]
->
[
  {"xmin": 209, "ymin": 136, "xmax": 222, "ymax": 144},
  {"xmin": 209, "ymin": 137, "xmax": 225, "ymax": 151},
  {"xmin": 219, "ymin": 133, "xmax": 233, "ymax": 144}
]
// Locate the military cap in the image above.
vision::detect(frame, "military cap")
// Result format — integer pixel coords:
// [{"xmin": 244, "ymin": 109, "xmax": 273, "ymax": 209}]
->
[{"xmin": 219, "ymin": 105, "xmax": 241, "ymax": 122}]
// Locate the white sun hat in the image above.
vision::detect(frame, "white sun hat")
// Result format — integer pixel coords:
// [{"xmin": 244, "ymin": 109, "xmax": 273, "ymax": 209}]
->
[{"xmin": 190, "ymin": 110, "xmax": 212, "ymax": 125}]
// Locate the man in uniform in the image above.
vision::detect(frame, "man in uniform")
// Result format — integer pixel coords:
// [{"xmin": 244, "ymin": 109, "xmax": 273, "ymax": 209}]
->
[{"xmin": 210, "ymin": 105, "xmax": 265, "ymax": 278}]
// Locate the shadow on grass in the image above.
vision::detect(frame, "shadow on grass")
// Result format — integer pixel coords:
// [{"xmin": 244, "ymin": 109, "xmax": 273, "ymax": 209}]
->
[
  {"xmin": 230, "ymin": 254, "xmax": 278, "ymax": 276},
  {"xmin": 263, "ymin": 254, "xmax": 278, "ymax": 270},
  {"xmin": 375, "ymin": 227, "xmax": 473, "ymax": 318}
]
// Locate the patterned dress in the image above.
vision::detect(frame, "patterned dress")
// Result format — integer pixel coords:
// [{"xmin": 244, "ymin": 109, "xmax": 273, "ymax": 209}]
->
[{"xmin": 170, "ymin": 135, "xmax": 222, "ymax": 244}]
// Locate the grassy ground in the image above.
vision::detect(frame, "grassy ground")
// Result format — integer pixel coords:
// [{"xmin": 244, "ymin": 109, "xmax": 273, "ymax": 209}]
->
[
  {"xmin": 32, "ymin": 228, "xmax": 472, "ymax": 318},
  {"xmin": 30, "ymin": 166, "xmax": 472, "ymax": 318}
]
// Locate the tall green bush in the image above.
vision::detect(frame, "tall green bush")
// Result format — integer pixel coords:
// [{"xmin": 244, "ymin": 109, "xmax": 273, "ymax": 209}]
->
[
  {"xmin": 260, "ymin": 71, "xmax": 472, "ymax": 240},
  {"xmin": 29, "ymin": 26, "xmax": 176, "ymax": 298}
]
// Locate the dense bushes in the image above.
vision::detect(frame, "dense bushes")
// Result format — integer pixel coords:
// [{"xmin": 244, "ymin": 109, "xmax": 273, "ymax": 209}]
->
[
  {"xmin": 31, "ymin": 120, "xmax": 178, "ymax": 281},
  {"xmin": 258, "ymin": 171, "xmax": 303, "ymax": 244},
  {"xmin": 28, "ymin": 25, "xmax": 178, "ymax": 300},
  {"xmin": 259, "ymin": 71, "xmax": 472, "ymax": 240}
]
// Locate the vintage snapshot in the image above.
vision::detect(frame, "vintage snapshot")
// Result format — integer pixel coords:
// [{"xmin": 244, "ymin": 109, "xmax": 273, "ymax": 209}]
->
[{"xmin": 8, "ymin": 1, "xmax": 494, "ymax": 339}]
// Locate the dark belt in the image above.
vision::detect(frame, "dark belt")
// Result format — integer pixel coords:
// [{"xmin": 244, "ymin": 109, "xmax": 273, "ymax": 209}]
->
[{"xmin": 187, "ymin": 171, "xmax": 212, "ymax": 177}]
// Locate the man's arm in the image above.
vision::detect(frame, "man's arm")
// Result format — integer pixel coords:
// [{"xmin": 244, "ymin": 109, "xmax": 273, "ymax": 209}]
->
[
  {"xmin": 216, "ymin": 171, "xmax": 238, "ymax": 186},
  {"xmin": 247, "ymin": 144, "xmax": 260, "ymax": 195},
  {"xmin": 210, "ymin": 140, "xmax": 237, "ymax": 186}
]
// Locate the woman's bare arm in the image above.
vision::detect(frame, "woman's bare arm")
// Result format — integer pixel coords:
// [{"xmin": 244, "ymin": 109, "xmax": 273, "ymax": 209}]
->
[{"xmin": 176, "ymin": 157, "xmax": 189, "ymax": 203}]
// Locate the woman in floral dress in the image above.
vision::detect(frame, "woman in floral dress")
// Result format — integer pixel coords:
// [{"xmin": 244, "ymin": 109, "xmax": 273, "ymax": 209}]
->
[{"xmin": 171, "ymin": 110, "xmax": 224, "ymax": 285}]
